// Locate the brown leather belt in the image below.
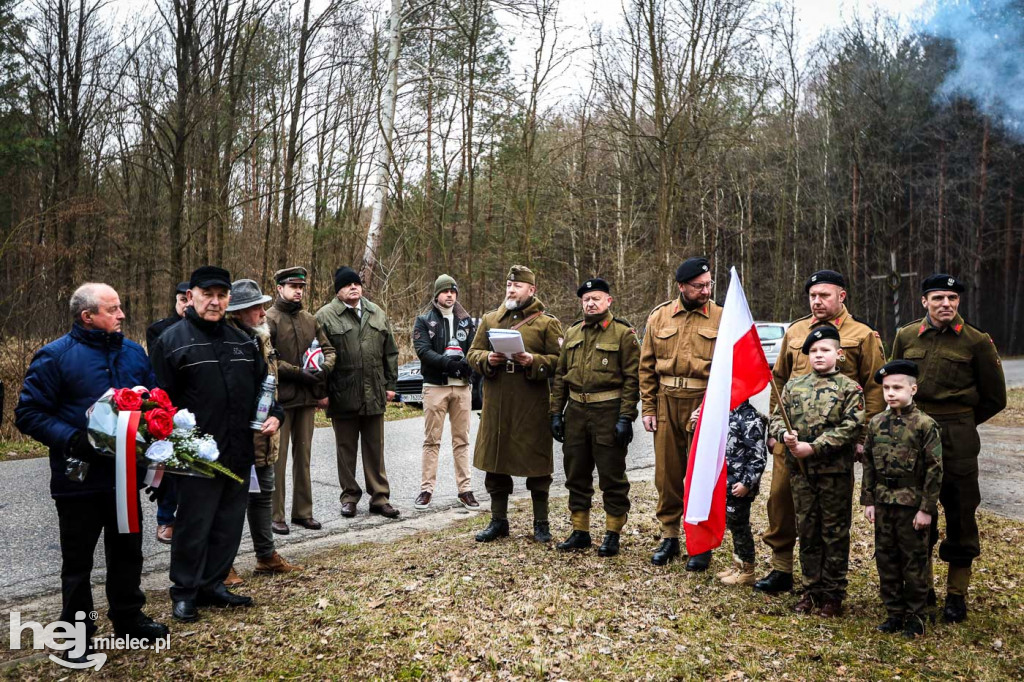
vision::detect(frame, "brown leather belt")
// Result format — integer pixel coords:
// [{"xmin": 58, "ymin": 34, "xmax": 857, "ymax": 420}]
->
[
  {"xmin": 659, "ymin": 376, "xmax": 708, "ymax": 389},
  {"xmin": 569, "ymin": 389, "xmax": 622, "ymax": 404}
]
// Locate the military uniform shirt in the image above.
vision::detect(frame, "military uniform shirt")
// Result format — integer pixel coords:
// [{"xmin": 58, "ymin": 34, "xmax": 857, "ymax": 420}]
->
[{"xmin": 860, "ymin": 403, "xmax": 942, "ymax": 514}]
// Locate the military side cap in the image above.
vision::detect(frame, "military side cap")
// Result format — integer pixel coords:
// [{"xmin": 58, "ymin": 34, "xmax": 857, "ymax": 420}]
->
[
  {"xmin": 274, "ymin": 266, "xmax": 308, "ymax": 285},
  {"xmin": 675, "ymin": 257, "xmax": 710, "ymax": 283},
  {"xmin": 805, "ymin": 269, "xmax": 846, "ymax": 292},
  {"xmin": 921, "ymin": 273, "xmax": 965, "ymax": 294},
  {"xmin": 875, "ymin": 359, "xmax": 919, "ymax": 384},
  {"xmin": 577, "ymin": 278, "xmax": 610, "ymax": 297},
  {"xmin": 507, "ymin": 264, "xmax": 536, "ymax": 285},
  {"xmin": 190, "ymin": 265, "xmax": 231, "ymax": 290},
  {"xmin": 801, "ymin": 325, "xmax": 841, "ymax": 354}
]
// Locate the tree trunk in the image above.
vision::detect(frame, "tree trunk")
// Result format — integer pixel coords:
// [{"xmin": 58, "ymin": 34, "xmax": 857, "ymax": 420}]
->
[{"xmin": 277, "ymin": 0, "xmax": 312, "ymax": 270}]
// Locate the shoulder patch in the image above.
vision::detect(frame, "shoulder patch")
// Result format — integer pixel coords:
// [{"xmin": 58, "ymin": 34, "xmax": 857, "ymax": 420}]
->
[
  {"xmin": 791, "ymin": 312, "xmax": 814, "ymax": 324},
  {"xmin": 569, "ymin": 319, "xmax": 584, "ymax": 329},
  {"xmin": 963, "ymin": 321, "xmax": 991, "ymax": 337}
]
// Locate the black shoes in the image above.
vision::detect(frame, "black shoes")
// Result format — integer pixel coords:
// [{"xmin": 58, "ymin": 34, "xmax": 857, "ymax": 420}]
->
[
  {"xmin": 172, "ymin": 599, "xmax": 198, "ymax": 622},
  {"xmin": 876, "ymin": 616, "xmax": 904, "ymax": 634},
  {"xmin": 556, "ymin": 530, "xmax": 592, "ymax": 552},
  {"xmin": 753, "ymin": 570, "xmax": 794, "ymax": 594},
  {"xmin": 903, "ymin": 615, "xmax": 925, "ymax": 639},
  {"xmin": 598, "ymin": 531, "xmax": 620, "ymax": 557},
  {"xmin": 533, "ymin": 521, "xmax": 552, "ymax": 543},
  {"xmin": 651, "ymin": 538, "xmax": 680, "ymax": 566},
  {"xmin": 942, "ymin": 594, "xmax": 968, "ymax": 623},
  {"xmin": 369, "ymin": 503, "xmax": 401, "ymax": 518},
  {"xmin": 685, "ymin": 551, "xmax": 712, "ymax": 572},
  {"xmin": 63, "ymin": 642, "xmax": 96, "ymax": 664},
  {"xmin": 475, "ymin": 519, "xmax": 510, "ymax": 542},
  {"xmin": 114, "ymin": 612, "xmax": 169, "ymax": 642},
  {"xmin": 197, "ymin": 584, "xmax": 253, "ymax": 608}
]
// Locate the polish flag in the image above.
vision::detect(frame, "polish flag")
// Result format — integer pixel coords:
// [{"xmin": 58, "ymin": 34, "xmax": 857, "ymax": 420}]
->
[{"xmin": 683, "ymin": 267, "xmax": 773, "ymax": 555}]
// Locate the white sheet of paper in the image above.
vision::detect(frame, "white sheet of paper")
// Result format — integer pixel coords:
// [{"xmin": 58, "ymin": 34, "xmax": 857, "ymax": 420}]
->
[{"xmin": 488, "ymin": 329, "xmax": 526, "ymax": 355}]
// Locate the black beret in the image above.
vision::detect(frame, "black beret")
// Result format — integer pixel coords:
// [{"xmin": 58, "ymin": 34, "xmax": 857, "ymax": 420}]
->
[
  {"xmin": 921, "ymin": 273, "xmax": 965, "ymax": 295},
  {"xmin": 675, "ymin": 257, "xmax": 710, "ymax": 283},
  {"xmin": 577, "ymin": 278, "xmax": 611, "ymax": 297},
  {"xmin": 189, "ymin": 265, "xmax": 231, "ymax": 290},
  {"xmin": 333, "ymin": 266, "xmax": 362, "ymax": 292},
  {"xmin": 801, "ymin": 325, "xmax": 841, "ymax": 354},
  {"xmin": 874, "ymin": 359, "xmax": 919, "ymax": 384},
  {"xmin": 174, "ymin": 281, "xmax": 190, "ymax": 296},
  {"xmin": 804, "ymin": 269, "xmax": 846, "ymax": 292}
]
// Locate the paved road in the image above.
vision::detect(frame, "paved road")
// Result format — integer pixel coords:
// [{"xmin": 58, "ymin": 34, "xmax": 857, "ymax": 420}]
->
[{"xmin": 3, "ymin": 359, "xmax": 1020, "ymax": 607}]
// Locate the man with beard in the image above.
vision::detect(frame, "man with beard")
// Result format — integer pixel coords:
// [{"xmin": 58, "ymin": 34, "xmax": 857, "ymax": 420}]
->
[
  {"xmin": 639, "ymin": 257, "xmax": 722, "ymax": 569},
  {"xmin": 468, "ymin": 265, "xmax": 564, "ymax": 543}
]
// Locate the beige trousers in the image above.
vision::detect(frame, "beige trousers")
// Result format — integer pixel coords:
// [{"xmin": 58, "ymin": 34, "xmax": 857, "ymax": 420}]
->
[
  {"xmin": 420, "ymin": 385, "xmax": 473, "ymax": 493},
  {"xmin": 272, "ymin": 406, "xmax": 316, "ymax": 523}
]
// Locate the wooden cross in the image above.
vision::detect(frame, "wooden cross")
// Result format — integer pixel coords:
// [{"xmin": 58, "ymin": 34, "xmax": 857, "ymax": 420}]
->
[{"xmin": 870, "ymin": 250, "xmax": 917, "ymax": 332}]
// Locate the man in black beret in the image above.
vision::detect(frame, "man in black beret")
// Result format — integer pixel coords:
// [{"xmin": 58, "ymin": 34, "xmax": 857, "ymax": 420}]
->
[
  {"xmin": 890, "ymin": 273, "xmax": 1006, "ymax": 623},
  {"xmin": 756, "ymin": 268, "xmax": 885, "ymax": 596},
  {"xmin": 639, "ymin": 257, "xmax": 723, "ymax": 569}
]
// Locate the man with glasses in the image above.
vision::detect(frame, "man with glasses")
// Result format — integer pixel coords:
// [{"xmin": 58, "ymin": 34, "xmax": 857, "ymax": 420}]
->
[{"xmin": 639, "ymin": 257, "xmax": 722, "ymax": 569}]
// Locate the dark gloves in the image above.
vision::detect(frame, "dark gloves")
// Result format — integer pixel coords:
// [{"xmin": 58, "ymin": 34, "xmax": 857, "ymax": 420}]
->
[
  {"xmin": 551, "ymin": 414, "xmax": 565, "ymax": 443},
  {"xmin": 449, "ymin": 360, "xmax": 473, "ymax": 379},
  {"xmin": 145, "ymin": 485, "xmax": 167, "ymax": 503},
  {"xmin": 67, "ymin": 431, "xmax": 98, "ymax": 463},
  {"xmin": 301, "ymin": 366, "xmax": 322, "ymax": 384},
  {"xmin": 614, "ymin": 417, "xmax": 633, "ymax": 447}
]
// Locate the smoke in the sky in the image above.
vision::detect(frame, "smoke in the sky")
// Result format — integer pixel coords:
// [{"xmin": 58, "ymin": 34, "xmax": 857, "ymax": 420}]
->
[{"xmin": 922, "ymin": 0, "xmax": 1024, "ymax": 135}]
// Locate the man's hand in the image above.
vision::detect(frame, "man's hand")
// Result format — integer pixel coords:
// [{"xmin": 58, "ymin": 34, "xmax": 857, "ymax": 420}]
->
[
  {"xmin": 643, "ymin": 416, "xmax": 657, "ymax": 432},
  {"xmin": 68, "ymin": 431, "xmax": 98, "ymax": 463},
  {"xmin": 260, "ymin": 416, "xmax": 281, "ymax": 436},
  {"xmin": 865, "ymin": 505, "xmax": 875, "ymax": 524},
  {"xmin": 512, "ymin": 352, "xmax": 533, "ymax": 367},
  {"xmin": 302, "ymin": 367, "xmax": 322, "ymax": 383},
  {"xmin": 790, "ymin": 442, "xmax": 814, "ymax": 458},
  {"xmin": 913, "ymin": 510, "xmax": 932, "ymax": 531},
  {"xmin": 317, "ymin": 397, "xmax": 330, "ymax": 409},
  {"xmin": 731, "ymin": 482, "xmax": 749, "ymax": 497},
  {"xmin": 688, "ymin": 406, "xmax": 701, "ymax": 426},
  {"xmin": 386, "ymin": 390, "xmax": 397, "ymax": 402},
  {"xmin": 145, "ymin": 485, "xmax": 167, "ymax": 503},
  {"xmin": 767, "ymin": 436, "xmax": 778, "ymax": 449},
  {"xmin": 450, "ymin": 360, "xmax": 472, "ymax": 379},
  {"xmin": 487, "ymin": 352, "xmax": 507, "ymax": 366},
  {"xmin": 783, "ymin": 430, "xmax": 799, "ymax": 449},
  {"xmin": 614, "ymin": 417, "xmax": 633, "ymax": 447},
  {"xmin": 855, "ymin": 442, "xmax": 865, "ymax": 463},
  {"xmin": 550, "ymin": 414, "xmax": 565, "ymax": 443}
]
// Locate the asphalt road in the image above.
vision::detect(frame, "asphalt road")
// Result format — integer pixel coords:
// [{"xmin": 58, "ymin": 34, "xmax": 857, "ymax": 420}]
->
[{"xmin": 2, "ymin": 358, "xmax": 1020, "ymax": 608}]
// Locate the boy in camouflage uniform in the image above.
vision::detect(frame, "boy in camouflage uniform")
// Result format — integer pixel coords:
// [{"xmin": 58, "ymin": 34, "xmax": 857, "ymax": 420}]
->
[
  {"xmin": 862, "ymin": 359, "xmax": 942, "ymax": 639},
  {"xmin": 716, "ymin": 399, "xmax": 767, "ymax": 585},
  {"xmin": 770, "ymin": 326, "xmax": 865, "ymax": 617}
]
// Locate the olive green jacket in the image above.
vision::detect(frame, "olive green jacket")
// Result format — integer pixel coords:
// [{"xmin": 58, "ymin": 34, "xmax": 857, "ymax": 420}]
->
[{"xmin": 315, "ymin": 297, "xmax": 399, "ymax": 418}]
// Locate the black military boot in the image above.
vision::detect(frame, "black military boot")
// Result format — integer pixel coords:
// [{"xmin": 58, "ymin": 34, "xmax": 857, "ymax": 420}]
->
[
  {"xmin": 475, "ymin": 518, "xmax": 510, "ymax": 542},
  {"xmin": 556, "ymin": 530, "xmax": 592, "ymax": 551},
  {"xmin": 753, "ymin": 570, "xmax": 794, "ymax": 594},
  {"xmin": 533, "ymin": 521, "xmax": 552, "ymax": 543},
  {"xmin": 685, "ymin": 551, "xmax": 712, "ymax": 572},
  {"xmin": 597, "ymin": 531, "xmax": 620, "ymax": 557},
  {"xmin": 876, "ymin": 616, "xmax": 904, "ymax": 634},
  {"xmin": 903, "ymin": 615, "xmax": 925, "ymax": 639},
  {"xmin": 651, "ymin": 538, "xmax": 680, "ymax": 566},
  {"xmin": 942, "ymin": 594, "xmax": 968, "ymax": 623}
]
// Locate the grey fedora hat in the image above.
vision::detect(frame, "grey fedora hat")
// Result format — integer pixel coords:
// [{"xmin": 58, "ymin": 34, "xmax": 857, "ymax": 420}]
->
[{"xmin": 227, "ymin": 279, "xmax": 272, "ymax": 311}]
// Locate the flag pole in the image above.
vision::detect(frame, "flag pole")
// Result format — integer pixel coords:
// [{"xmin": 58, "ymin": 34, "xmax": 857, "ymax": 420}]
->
[{"xmin": 769, "ymin": 377, "xmax": 807, "ymax": 476}]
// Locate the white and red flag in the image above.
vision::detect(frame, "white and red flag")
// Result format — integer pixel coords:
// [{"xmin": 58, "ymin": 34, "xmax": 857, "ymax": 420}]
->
[{"xmin": 683, "ymin": 267, "xmax": 773, "ymax": 555}]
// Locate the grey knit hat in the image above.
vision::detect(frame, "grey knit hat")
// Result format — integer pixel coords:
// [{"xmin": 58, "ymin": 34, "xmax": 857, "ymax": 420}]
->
[{"xmin": 433, "ymin": 274, "xmax": 458, "ymax": 298}]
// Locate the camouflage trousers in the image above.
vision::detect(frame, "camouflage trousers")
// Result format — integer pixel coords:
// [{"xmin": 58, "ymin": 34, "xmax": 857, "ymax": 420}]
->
[
  {"xmin": 874, "ymin": 504, "xmax": 931, "ymax": 619},
  {"xmin": 792, "ymin": 470, "xmax": 853, "ymax": 600},
  {"xmin": 725, "ymin": 495, "xmax": 755, "ymax": 562}
]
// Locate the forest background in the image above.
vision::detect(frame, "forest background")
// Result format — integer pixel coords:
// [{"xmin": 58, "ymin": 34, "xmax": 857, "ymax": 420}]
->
[{"xmin": 1, "ymin": 0, "xmax": 1023, "ymax": 439}]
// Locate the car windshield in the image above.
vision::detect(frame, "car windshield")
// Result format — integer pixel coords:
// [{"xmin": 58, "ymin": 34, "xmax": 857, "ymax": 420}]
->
[{"xmin": 756, "ymin": 325, "xmax": 785, "ymax": 340}]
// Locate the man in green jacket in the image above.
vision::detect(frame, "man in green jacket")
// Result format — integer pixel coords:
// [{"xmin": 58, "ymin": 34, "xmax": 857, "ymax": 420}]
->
[{"xmin": 316, "ymin": 267, "xmax": 401, "ymax": 519}]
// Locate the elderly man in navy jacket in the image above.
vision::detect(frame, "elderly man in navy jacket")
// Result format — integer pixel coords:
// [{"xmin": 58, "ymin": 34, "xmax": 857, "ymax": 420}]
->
[{"xmin": 16, "ymin": 283, "xmax": 169, "ymax": 662}]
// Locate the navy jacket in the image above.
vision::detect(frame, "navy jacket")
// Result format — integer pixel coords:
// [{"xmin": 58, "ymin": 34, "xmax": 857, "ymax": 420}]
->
[{"xmin": 15, "ymin": 324, "xmax": 157, "ymax": 498}]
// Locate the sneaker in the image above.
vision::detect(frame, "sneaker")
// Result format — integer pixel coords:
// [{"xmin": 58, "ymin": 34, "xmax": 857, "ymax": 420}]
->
[
  {"xmin": 414, "ymin": 491, "xmax": 432, "ymax": 510},
  {"xmin": 458, "ymin": 491, "xmax": 481, "ymax": 511}
]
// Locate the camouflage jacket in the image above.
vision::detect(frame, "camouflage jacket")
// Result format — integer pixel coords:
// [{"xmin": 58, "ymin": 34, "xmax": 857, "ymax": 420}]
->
[
  {"xmin": 726, "ymin": 400, "xmax": 767, "ymax": 496},
  {"xmin": 860, "ymin": 403, "xmax": 943, "ymax": 514},
  {"xmin": 770, "ymin": 370, "xmax": 866, "ymax": 475}
]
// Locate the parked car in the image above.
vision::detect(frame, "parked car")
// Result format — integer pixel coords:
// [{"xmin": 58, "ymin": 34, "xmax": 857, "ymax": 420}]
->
[
  {"xmin": 755, "ymin": 321, "xmax": 790, "ymax": 367},
  {"xmin": 395, "ymin": 360, "xmax": 483, "ymax": 410}
]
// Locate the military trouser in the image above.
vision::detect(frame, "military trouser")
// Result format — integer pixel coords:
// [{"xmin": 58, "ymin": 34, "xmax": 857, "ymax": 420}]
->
[
  {"xmin": 273, "ymin": 406, "xmax": 316, "ymax": 523},
  {"xmin": 562, "ymin": 400, "xmax": 630, "ymax": 524},
  {"xmin": 792, "ymin": 470, "xmax": 853, "ymax": 600},
  {"xmin": 875, "ymin": 504, "xmax": 930, "ymax": 619},
  {"xmin": 654, "ymin": 392, "xmax": 701, "ymax": 538},
  {"xmin": 484, "ymin": 472, "xmax": 553, "ymax": 520},
  {"xmin": 762, "ymin": 443, "xmax": 796, "ymax": 572},
  {"xmin": 726, "ymin": 495, "xmax": 755, "ymax": 563}
]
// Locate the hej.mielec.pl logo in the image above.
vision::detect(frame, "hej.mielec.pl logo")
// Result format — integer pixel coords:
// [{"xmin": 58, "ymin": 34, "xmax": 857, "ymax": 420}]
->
[{"xmin": 9, "ymin": 610, "xmax": 170, "ymax": 671}]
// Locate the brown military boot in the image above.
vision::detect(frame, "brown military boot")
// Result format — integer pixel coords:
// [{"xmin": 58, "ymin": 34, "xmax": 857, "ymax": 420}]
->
[
  {"xmin": 723, "ymin": 561, "xmax": 757, "ymax": 586},
  {"xmin": 254, "ymin": 551, "xmax": 304, "ymax": 574},
  {"xmin": 716, "ymin": 555, "xmax": 742, "ymax": 580},
  {"xmin": 819, "ymin": 598, "xmax": 844, "ymax": 618},
  {"xmin": 223, "ymin": 566, "xmax": 244, "ymax": 587},
  {"xmin": 793, "ymin": 592, "xmax": 817, "ymax": 614}
]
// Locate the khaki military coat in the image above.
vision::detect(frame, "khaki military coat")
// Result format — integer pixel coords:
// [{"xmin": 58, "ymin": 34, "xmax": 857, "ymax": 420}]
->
[{"xmin": 467, "ymin": 297, "xmax": 563, "ymax": 476}]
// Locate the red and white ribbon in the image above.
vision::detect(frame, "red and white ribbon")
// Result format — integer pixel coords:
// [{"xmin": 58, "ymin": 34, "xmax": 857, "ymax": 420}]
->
[{"xmin": 115, "ymin": 410, "xmax": 142, "ymax": 534}]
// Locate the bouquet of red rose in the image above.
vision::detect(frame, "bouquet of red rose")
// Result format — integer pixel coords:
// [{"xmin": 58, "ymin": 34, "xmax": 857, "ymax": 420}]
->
[{"xmin": 86, "ymin": 386, "xmax": 243, "ymax": 483}]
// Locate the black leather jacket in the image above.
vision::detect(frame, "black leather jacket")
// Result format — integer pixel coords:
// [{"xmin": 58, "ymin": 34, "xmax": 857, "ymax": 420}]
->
[{"xmin": 413, "ymin": 301, "xmax": 476, "ymax": 386}]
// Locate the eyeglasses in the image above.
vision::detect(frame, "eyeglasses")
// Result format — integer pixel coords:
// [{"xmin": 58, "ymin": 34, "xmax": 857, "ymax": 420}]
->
[{"xmin": 685, "ymin": 280, "xmax": 715, "ymax": 292}]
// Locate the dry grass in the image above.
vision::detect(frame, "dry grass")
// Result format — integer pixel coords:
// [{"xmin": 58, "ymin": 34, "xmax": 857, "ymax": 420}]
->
[
  {"xmin": 7, "ymin": 479, "xmax": 1023, "ymax": 681},
  {"xmin": 987, "ymin": 388, "xmax": 1023, "ymax": 428},
  {"xmin": 313, "ymin": 402, "xmax": 423, "ymax": 429}
]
